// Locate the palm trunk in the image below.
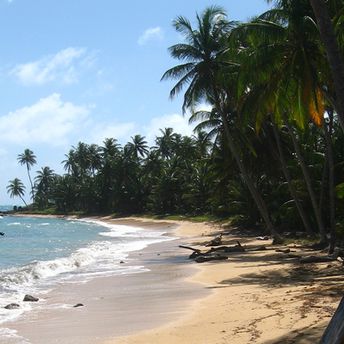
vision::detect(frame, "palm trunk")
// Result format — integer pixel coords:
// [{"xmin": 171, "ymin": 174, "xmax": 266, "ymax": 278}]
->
[
  {"xmin": 319, "ymin": 154, "xmax": 328, "ymax": 215},
  {"xmin": 217, "ymin": 117, "xmax": 281, "ymax": 240},
  {"xmin": 284, "ymin": 120, "xmax": 327, "ymax": 242},
  {"xmin": 271, "ymin": 123, "xmax": 314, "ymax": 235},
  {"xmin": 20, "ymin": 195, "xmax": 28, "ymax": 207},
  {"xmin": 324, "ymin": 111, "xmax": 336, "ymax": 253},
  {"xmin": 309, "ymin": 0, "xmax": 344, "ymax": 131},
  {"xmin": 26, "ymin": 165, "xmax": 35, "ymax": 202},
  {"xmin": 211, "ymin": 88, "xmax": 282, "ymax": 241}
]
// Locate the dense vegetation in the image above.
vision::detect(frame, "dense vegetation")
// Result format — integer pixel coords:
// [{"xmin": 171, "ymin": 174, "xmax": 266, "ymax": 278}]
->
[{"xmin": 7, "ymin": 0, "xmax": 344, "ymax": 247}]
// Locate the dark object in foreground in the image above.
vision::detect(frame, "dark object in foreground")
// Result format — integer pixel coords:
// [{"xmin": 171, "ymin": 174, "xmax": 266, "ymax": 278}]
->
[
  {"xmin": 23, "ymin": 294, "xmax": 39, "ymax": 302},
  {"xmin": 0, "ymin": 232, "xmax": 4, "ymax": 236},
  {"xmin": 320, "ymin": 296, "xmax": 344, "ymax": 344},
  {"xmin": 4, "ymin": 303, "xmax": 20, "ymax": 310}
]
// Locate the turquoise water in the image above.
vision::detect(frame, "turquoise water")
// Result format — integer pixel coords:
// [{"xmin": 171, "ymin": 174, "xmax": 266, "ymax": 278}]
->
[
  {"xmin": 0, "ymin": 217, "xmax": 101, "ymax": 269},
  {"xmin": 0, "ymin": 215, "xmax": 173, "ymax": 327}
]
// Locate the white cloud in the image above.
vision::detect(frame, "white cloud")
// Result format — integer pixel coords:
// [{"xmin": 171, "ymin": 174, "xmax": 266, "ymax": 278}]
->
[
  {"xmin": 0, "ymin": 93, "xmax": 90, "ymax": 146},
  {"xmin": 90, "ymin": 122, "xmax": 136, "ymax": 145},
  {"xmin": 88, "ymin": 113, "xmax": 195, "ymax": 147},
  {"xmin": 10, "ymin": 47, "xmax": 92, "ymax": 86},
  {"xmin": 142, "ymin": 113, "xmax": 194, "ymax": 145},
  {"xmin": 138, "ymin": 27, "xmax": 164, "ymax": 46}
]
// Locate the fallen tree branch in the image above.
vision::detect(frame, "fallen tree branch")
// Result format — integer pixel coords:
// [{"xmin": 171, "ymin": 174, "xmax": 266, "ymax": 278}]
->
[
  {"xmin": 178, "ymin": 245, "xmax": 201, "ymax": 253},
  {"xmin": 195, "ymin": 254, "xmax": 228, "ymax": 263}
]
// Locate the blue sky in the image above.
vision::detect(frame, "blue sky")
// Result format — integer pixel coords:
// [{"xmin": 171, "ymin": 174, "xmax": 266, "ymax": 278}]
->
[{"xmin": 0, "ymin": 0, "xmax": 270, "ymax": 205}]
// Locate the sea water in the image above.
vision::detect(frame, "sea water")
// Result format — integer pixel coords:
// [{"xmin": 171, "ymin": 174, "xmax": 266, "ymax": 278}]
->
[{"xmin": 0, "ymin": 215, "xmax": 173, "ymax": 330}]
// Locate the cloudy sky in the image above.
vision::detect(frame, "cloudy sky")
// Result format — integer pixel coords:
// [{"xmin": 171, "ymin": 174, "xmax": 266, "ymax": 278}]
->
[{"xmin": 0, "ymin": 0, "xmax": 269, "ymax": 204}]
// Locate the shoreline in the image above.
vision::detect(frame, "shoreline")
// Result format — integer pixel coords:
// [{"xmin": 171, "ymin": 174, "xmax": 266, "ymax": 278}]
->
[
  {"xmin": 1, "ymin": 215, "xmax": 343, "ymax": 343},
  {"xmin": 0, "ymin": 216, "xmax": 209, "ymax": 344}
]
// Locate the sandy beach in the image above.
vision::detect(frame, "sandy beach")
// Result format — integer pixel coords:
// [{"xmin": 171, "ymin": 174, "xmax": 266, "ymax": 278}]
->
[
  {"xmin": 2, "ymin": 216, "xmax": 344, "ymax": 344},
  {"xmin": 104, "ymin": 218, "xmax": 343, "ymax": 344}
]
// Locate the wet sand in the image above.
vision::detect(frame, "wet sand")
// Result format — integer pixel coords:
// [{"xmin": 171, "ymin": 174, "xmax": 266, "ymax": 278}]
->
[{"xmin": 1, "ymin": 218, "xmax": 208, "ymax": 344}]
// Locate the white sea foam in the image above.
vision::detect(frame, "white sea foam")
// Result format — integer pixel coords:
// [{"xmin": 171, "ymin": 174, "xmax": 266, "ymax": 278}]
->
[
  {"xmin": 0, "ymin": 218, "xmax": 174, "ymax": 326},
  {"xmin": 0, "ymin": 328, "xmax": 30, "ymax": 344}
]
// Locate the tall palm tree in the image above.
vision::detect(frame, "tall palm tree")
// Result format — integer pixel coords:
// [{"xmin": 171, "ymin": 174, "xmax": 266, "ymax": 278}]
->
[
  {"xmin": 309, "ymin": 0, "xmax": 344, "ymax": 131},
  {"xmin": 17, "ymin": 149, "xmax": 36, "ymax": 201},
  {"xmin": 162, "ymin": 6, "xmax": 282, "ymax": 240},
  {"xmin": 235, "ymin": 0, "xmax": 328, "ymax": 239},
  {"xmin": 7, "ymin": 178, "xmax": 27, "ymax": 207}
]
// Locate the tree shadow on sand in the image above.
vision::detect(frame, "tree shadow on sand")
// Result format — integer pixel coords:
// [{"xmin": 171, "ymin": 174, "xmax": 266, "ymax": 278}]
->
[{"xmin": 264, "ymin": 322, "xmax": 327, "ymax": 344}]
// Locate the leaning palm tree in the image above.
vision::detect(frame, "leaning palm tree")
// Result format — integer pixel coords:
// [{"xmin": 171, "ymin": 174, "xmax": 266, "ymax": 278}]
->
[
  {"xmin": 234, "ymin": 0, "xmax": 328, "ymax": 240},
  {"xmin": 17, "ymin": 149, "xmax": 36, "ymax": 201},
  {"xmin": 162, "ymin": 6, "xmax": 282, "ymax": 240},
  {"xmin": 7, "ymin": 178, "xmax": 27, "ymax": 207},
  {"xmin": 309, "ymin": 0, "xmax": 344, "ymax": 131}
]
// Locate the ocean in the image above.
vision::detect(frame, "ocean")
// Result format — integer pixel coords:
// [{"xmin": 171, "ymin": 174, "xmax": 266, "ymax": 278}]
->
[{"xmin": 0, "ymin": 215, "xmax": 174, "ymax": 333}]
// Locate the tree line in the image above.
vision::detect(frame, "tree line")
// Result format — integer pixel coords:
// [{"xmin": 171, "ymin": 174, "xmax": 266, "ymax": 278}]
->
[{"xmin": 7, "ymin": 0, "xmax": 344, "ymax": 249}]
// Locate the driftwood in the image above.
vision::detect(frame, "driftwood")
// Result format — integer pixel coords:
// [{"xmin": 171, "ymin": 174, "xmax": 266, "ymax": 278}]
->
[
  {"xmin": 299, "ymin": 255, "xmax": 337, "ymax": 264},
  {"xmin": 205, "ymin": 234, "xmax": 223, "ymax": 247},
  {"xmin": 320, "ymin": 296, "xmax": 344, "ymax": 344},
  {"xmin": 194, "ymin": 254, "xmax": 228, "ymax": 263},
  {"xmin": 207, "ymin": 241, "xmax": 245, "ymax": 253},
  {"xmin": 178, "ymin": 245, "xmax": 201, "ymax": 254},
  {"xmin": 179, "ymin": 243, "xmax": 230, "ymax": 262}
]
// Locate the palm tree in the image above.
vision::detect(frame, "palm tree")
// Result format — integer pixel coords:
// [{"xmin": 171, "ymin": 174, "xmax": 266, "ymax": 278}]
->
[
  {"xmin": 17, "ymin": 149, "xmax": 36, "ymax": 201},
  {"xmin": 154, "ymin": 128, "xmax": 177, "ymax": 159},
  {"xmin": 309, "ymin": 0, "xmax": 344, "ymax": 131},
  {"xmin": 162, "ymin": 6, "xmax": 282, "ymax": 240},
  {"xmin": 62, "ymin": 149, "xmax": 78, "ymax": 177},
  {"xmin": 7, "ymin": 178, "xmax": 27, "ymax": 207},
  {"xmin": 125, "ymin": 134, "xmax": 149, "ymax": 159},
  {"xmin": 35, "ymin": 166, "xmax": 55, "ymax": 208},
  {"xmin": 234, "ymin": 0, "xmax": 329, "ymax": 239}
]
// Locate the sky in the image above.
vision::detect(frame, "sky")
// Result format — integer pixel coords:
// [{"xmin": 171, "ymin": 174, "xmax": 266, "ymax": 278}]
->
[{"xmin": 0, "ymin": 0, "xmax": 270, "ymax": 205}]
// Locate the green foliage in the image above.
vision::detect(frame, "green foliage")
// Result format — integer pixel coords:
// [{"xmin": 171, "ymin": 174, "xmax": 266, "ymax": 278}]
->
[{"xmin": 336, "ymin": 182, "xmax": 344, "ymax": 199}]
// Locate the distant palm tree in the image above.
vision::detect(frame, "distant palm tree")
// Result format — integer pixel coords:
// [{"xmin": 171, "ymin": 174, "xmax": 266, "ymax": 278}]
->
[
  {"xmin": 131, "ymin": 135, "xmax": 149, "ymax": 158},
  {"xmin": 35, "ymin": 167, "xmax": 55, "ymax": 208},
  {"xmin": 17, "ymin": 149, "xmax": 36, "ymax": 201},
  {"xmin": 155, "ymin": 128, "xmax": 177, "ymax": 159},
  {"xmin": 35, "ymin": 166, "xmax": 55, "ymax": 192},
  {"xmin": 62, "ymin": 149, "xmax": 78, "ymax": 176},
  {"xmin": 7, "ymin": 178, "xmax": 27, "ymax": 206}
]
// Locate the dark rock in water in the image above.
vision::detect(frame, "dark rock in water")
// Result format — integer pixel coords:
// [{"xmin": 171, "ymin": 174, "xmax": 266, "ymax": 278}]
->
[
  {"xmin": 23, "ymin": 294, "xmax": 39, "ymax": 302},
  {"xmin": 73, "ymin": 303, "xmax": 84, "ymax": 308},
  {"xmin": 4, "ymin": 303, "xmax": 20, "ymax": 310},
  {"xmin": 120, "ymin": 260, "xmax": 125, "ymax": 264}
]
